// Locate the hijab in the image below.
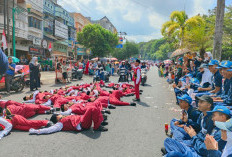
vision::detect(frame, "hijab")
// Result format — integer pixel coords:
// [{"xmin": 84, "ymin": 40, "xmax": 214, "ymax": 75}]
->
[
  {"xmin": 30, "ymin": 57, "xmax": 38, "ymax": 66},
  {"xmin": 200, "ymin": 68, "xmax": 213, "ymax": 86}
]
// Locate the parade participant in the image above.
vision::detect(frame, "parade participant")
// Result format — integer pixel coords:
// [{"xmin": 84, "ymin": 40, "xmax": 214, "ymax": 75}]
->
[
  {"xmin": 208, "ymin": 60, "xmax": 222, "ymax": 94},
  {"xmin": 0, "ymin": 46, "xmax": 9, "ymax": 75},
  {"xmin": 0, "ymin": 114, "xmax": 51, "ymax": 139},
  {"xmin": 170, "ymin": 94, "xmax": 201, "ymax": 140},
  {"xmin": 29, "ymin": 57, "xmax": 40, "ymax": 91},
  {"xmin": 132, "ymin": 59, "xmax": 141, "ymax": 102},
  {"xmin": 205, "ymin": 118, "xmax": 232, "ymax": 157},
  {"xmin": 4, "ymin": 101, "xmax": 54, "ymax": 118},
  {"xmin": 29, "ymin": 107, "xmax": 108, "ymax": 135}
]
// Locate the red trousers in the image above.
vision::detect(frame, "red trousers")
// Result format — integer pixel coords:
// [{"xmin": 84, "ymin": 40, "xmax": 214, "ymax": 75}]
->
[
  {"xmin": 11, "ymin": 115, "xmax": 48, "ymax": 131},
  {"xmin": 134, "ymin": 81, "xmax": 140, "ymax": 99},
  {"xmin": 80, "ymin": 106, "xmax": 103, "ymax": 130},
  {"xmin": 109, "ymin": 97, "xmax": 130, "ymax": 106}
]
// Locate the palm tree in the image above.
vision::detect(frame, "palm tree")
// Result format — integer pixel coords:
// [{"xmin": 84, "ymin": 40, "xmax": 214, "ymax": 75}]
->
[
  {"xmin": 213, "ymin": 0, "xmax": 225, "ymax": 60},
  {"xmin": 161, "ymin": 11, "xmax": 204, "ymax": 47}
]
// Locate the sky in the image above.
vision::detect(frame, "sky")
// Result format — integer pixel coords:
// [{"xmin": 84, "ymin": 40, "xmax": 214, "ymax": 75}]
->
[{"xmin": 58, "ymin": 0, "xmax": 232, "ymax": 43}]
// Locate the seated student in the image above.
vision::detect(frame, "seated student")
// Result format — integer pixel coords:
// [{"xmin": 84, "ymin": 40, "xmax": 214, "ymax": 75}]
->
[
  {"xmin": 197, "ymin": 60, "xmax": 222, "ymax": 94},
  {"xmin": 29, "ymin": 107, "xmax": 108, "ymax": 135},
  {"xmin": 162, "ymin": 95, "xmax": 217, "ymax": 157},
  {"xmin": 172, "ymin": 78, "xmax": 188, "ymax": 104},
  {"xmin": 213, "ymin": 61, "xmax": 232, "ymax": 106},
  {"xmin": 170, "ymin": 94, "xmax": 201, "ymax": 141},
  {"xmin": 196, "ymin": 64, "xmax": 213, "ymax": 93},
  {"xmin": 205, "ymin": 115, "xmax": 232, "ymax": 157}
]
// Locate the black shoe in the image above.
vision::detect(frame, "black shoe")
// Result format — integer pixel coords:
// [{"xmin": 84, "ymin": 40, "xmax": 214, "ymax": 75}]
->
[
  {"xmin": 103, "ymin": 114, "xmax": 108, "ymax": 121},
  {"xmin": 94, "ymin": 125, "xmax": 108, "ymax": 132},
  {"xmin": 108, "ymin": 105, "xmax": 116, "ymax": 109},
  {"xmin": 46, "ymin": 121, "xmax": 54, "ymax": 128},
  {"xmin": 130, "ymin": 103, "xmax": 136, "ymax": 106},
  {"xmin": 140, "ymin": 92, "xmax": 142, "ymax": 95},
  {"xmin": 101, "ymin": 110, "xmax": 105, "ymax": 114},
  {"xmin": 101, "ymin": 121, "xmax": 108, "ymax": 126},
  {"xmin": 104, "ymin": 109, "xmax": 111, "ymax": 114},
  {"xmin": 133, "ymin": 99, "xmax": 140, "ymax": 102},
  {"xmin": 139, "ymin": 90, "xmax": 143, "ymax": 92},
  {"xmin": 161, "ymin": 147, "xmax": 167, "ymax": 155},
  {"xmin": 55, "ymin": 108, "xmax": 60, "ymax": 111}
]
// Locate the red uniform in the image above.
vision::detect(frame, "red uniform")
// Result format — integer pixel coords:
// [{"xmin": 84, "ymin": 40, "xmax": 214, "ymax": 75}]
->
[
  {"xmin": 132, "ymin": 67, "xmax": 141, "ymax": 99},
  {"xmin": 10, "ymin": 115, "xmax": 48, "ymax": 131},
  {"xmin": 6, "ymin": 104, "xmax": 51, "ymax": 118},
  {"xmin": 60, "ymin": 107, "xmax": 102, "ymax": 130}
]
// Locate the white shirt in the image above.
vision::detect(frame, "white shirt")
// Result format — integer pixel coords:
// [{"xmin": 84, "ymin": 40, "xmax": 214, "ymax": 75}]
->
[
  {"xmin": 23, "ymin": 90, "xmax": 39, "ymax": 103},
  {"xmin": 60, "ymin": 109, "xmax": 72, "ymax": 115},
  {"xmin": 29, "ymin": 122, "xmax": 81, "ymax": 134},
  {"xmin": 0, "ymin": 117, "xmax": 13, "ymax": 139},
  {"xmin": 42, "ymin": 99, "xmax": 52, "ymax": 106},
  {"xmin": 136, "ymin": 68, "xmax": 141, "ymax": 85}
]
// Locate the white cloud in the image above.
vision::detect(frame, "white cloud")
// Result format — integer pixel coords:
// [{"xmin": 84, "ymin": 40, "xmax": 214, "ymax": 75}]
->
[
  {"xmin": 127, "ymin": 32, "xmax": 162, "ymax": 43},
  {"xmin": 191, "ymin": 0, "xmax": 215, "ymax": 16},
  {"xmin": 148, "ymin": 12, "xmax": 167, "ymax": 29},
  {"xmin": 123, "ymin": 10, "xmax": 142, "ymax": 23}
]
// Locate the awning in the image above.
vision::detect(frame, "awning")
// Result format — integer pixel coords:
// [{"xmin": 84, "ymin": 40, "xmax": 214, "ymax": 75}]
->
[{"xmin": 170, "ymin": 48, "xmax": 191, "ymax": 58}]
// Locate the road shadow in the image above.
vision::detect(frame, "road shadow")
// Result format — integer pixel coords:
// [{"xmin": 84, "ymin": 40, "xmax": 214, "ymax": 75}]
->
[
  {"xmin": 137, "ymin": 101, "xmax": 150, "ymax": 107},
  {"xmin": 68, "ymin": 129, "xmax": 102, "ymax": 139}
]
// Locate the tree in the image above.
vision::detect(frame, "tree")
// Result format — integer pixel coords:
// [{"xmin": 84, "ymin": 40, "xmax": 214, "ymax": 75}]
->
[
  {"xmin": 112, "ymin": 41, "xmax": 139, "ymax": 60},
  {"xmin": 161, "ymin": 11, "xmax": 204, "ymax": 47},
  {"xmin": 213, "ymin": 0, "xmax": 225, "ymax": 60},
  {"xmin": 77, "ymin": 24, "xmax": 118, "ymax": 57},
  {"xmin": 184, "ymin": 20, "xmax": 214, "ymax": 58}
]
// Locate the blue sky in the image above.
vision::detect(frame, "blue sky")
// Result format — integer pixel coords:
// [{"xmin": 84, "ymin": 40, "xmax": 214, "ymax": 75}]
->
[{"xmin": 58, "ymin": 0, "xmax": 232, "ymax": 43}]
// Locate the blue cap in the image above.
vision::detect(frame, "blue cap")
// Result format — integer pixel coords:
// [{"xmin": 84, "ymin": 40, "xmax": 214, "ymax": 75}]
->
[
  {"xmin": 216, "ymin": 61, "xmax": 226, "ymax": 69},
  {"xmin": 179, "ymin": 77, "xmax": 186, "ymax": 82},
  {"xmin": 190, "ymin": 78, "xmax": 200, "ymax": 84},
  {"xmin": 208, "ymin": 60, "xmax": 219, "ymax": 66},
  {"xmin": 215, "ymin": 118, "xmax": 232, "ymax": 132},
  {"xmin": 185, "ymin": 73, "xmax": 193, "ymax": 78},
  {"xmin": 177, "ymin": 94, "xmax": 192, "ymax": 105},
  {"xmin": 221, "ymin": 61, "xmax": 232, "ymax": 69},
  {"xmin": 207, "ymin": 106, "xmax": 231, "ymax": 117}
]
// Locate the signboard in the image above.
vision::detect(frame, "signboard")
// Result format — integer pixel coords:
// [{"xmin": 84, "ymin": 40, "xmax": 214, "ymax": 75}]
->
[
  {"xmin": 33, "ymin": 37, "xmax": 42, "ymax": 46},
  {"xmin": 77, "ymin": 48, "xmax": 85, "ymax": 55},
  {"xmin": 116, "ymin": 44, "xmax": 123, "ymax": 48},
  {"xmin": 29, "ymin": 46, "xmax": 44, "ymax": 56},
  {"xmin": 55, "ymin": 20, "xmax": 68, "ymax": 39},
  {"xmin": 42, "ymin": 39, "xmax": 48, "ymax": 49}
]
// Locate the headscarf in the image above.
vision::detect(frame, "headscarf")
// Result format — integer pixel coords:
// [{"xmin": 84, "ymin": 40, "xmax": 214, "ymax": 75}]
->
[
  {"xmin": 204, "ymin": 52, "xmax": 213, "ymax": 62},
  {"xmin": 200, "ymin": 68, "xmax": 213, "ymax": 86},
  {"xmin": 30, "ymin": 57, "xmax": 38, "ymax": 66}
]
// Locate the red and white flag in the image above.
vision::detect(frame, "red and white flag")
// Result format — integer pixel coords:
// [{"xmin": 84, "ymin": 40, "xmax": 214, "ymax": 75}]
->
[
  {"xmin": 1, "ymin": 29, "xmax": 7, "ymax": 50},
  {"xmin": 48, "ymin": 42, "xmax": 52, "ymax": 52}
]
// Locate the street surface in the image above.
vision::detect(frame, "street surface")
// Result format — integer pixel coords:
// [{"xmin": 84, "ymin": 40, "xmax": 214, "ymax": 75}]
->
[{"xmin": 0, "ymin": 67, "xmax": 180, "ymax": 157}]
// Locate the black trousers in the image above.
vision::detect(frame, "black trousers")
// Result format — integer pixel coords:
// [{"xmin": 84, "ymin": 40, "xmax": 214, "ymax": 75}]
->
[{"xmin": 5, "ymin": 74, "xmax": 13, "ymax": 92}]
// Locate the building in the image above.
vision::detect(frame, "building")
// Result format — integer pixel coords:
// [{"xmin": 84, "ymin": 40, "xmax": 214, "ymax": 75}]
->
[
  {"xmin": 90, "ymin": 16, "xmax": 117, "ymax": 34},
  {"xmin": 70, "ymin": 12, "xmax": 90, "ymax": 58},
  {"xmin": 0, "ymin": 0, "xmax": 29, "ymax": 57}
]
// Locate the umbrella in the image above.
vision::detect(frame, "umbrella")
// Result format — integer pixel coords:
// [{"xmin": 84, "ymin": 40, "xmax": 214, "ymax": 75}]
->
[
  {"xmin": 163, "ymin": 59, "xmax": 172, "ymax": 64},
  {"xmin": 91, "ymin": 57, "xmax": 99, "ymax": 61},
  {"xmin": 111, "ymin": 57, "xmax": 118, "ymax": 61},
  {"xmin": 8, "ymin": 56, "xmax": 20, "ymax": 63},
  {"xmin": 170, "ymin": 48, "xmax": 191, "ymax": 58}
]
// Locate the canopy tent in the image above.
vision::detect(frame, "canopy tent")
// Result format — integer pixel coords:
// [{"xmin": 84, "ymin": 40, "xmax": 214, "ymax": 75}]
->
[
  {"xmin": 110, "ymin": 57, "xmax": 118, "ymax": 61},
  {"xmin": 170, "ymin": 48, "xmax": 191, "ymax": 58}
]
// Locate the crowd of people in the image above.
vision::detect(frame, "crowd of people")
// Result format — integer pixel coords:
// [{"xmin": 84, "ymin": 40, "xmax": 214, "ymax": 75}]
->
[
  {"xmin": 0, "ymin": 59, "xmax": 153, "ymax": 140},
  {"xmin": 157, "ymin": 52, "xmax": 232, "ymax": 157}
]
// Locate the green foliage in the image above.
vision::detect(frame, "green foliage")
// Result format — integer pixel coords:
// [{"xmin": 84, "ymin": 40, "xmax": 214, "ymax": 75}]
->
[
  {"xmin": 112, "ymin": 41, "xmax": 139, "ymax": 60},
  {"xmin": 77, "ymin": 24, "xmax": 118, "ymax": 57}
]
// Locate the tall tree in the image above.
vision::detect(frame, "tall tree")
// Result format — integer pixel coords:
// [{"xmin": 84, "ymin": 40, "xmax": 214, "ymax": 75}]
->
[
  {"xmin": 77, "ymin": 24, "xmax": 118, "ymax": 57},
  {"xmin": 213, "ymin": 0, "xmax": 225, "ymax": 60},
  {"xmin": 161, "ymin": 11, "xmax": 204, "ymax": 47}
]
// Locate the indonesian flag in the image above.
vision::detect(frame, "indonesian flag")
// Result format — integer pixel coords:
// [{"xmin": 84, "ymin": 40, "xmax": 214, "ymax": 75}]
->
[
  {"xmin": 48, "ymin": 42, "xmax": 52, "ymax": 52},
  {"xmin": 1, "ymin": 29, "xmax": 7, "ymax": 50}
]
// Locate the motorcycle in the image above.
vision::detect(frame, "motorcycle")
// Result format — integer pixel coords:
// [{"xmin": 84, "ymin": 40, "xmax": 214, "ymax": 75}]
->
[
  {"xmin": 93, "ymin": 67, "xmax": 110, "ymax": 82},
  {"xmin": 0, "ymin": 74, "xmax": 25, "ymax": 92},
  {"xmin": 71, "ymin": 67, "xmax": 83, "ymax": 80},
  {"xmin": 118, "ymin": 68, "xmax": 129, "ymax": 83},
  {"xmin": 141, "ymin": 68, "xmax": 147, "ymax": 86}
]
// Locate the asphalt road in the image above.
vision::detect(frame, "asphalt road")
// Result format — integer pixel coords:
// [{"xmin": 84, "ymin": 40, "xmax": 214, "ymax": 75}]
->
[{"xmin": 0, "ymin": 67, "xmax": 180, "ymax": 157}]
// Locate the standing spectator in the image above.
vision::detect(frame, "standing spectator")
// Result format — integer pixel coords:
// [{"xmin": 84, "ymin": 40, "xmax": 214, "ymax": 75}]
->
[
  {"xmin": 61, "ymin": 61, "xmax": 68, "ymax": 84},
  {"xmin": 5, "ymin": 57, "xmax": 16, "ymax": 94},
  {"xmin": 29, "ymin": 57, "xmax": 40, "ymax": 91},
  {"xmin": 105, "ymin": 60, "xmax": 111, "ymax": 75}
]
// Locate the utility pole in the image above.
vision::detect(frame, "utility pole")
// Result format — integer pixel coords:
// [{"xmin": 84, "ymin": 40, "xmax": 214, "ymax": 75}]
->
[
  {"xmin": 7, "ymin": 0, "xmax": 10, "ymax": 56},
  {"xmin": 12, "ymin": 0, "xmax": 14, "ymax": 57},
  {"xmin": 3, "ymin": 0, "xmax": 6, "ymax": 31}
]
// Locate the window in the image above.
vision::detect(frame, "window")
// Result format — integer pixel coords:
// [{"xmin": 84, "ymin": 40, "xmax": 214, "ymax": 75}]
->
[{"xmin": 48, "ymin": 4, "xmax": 50, "ymax": 7}]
